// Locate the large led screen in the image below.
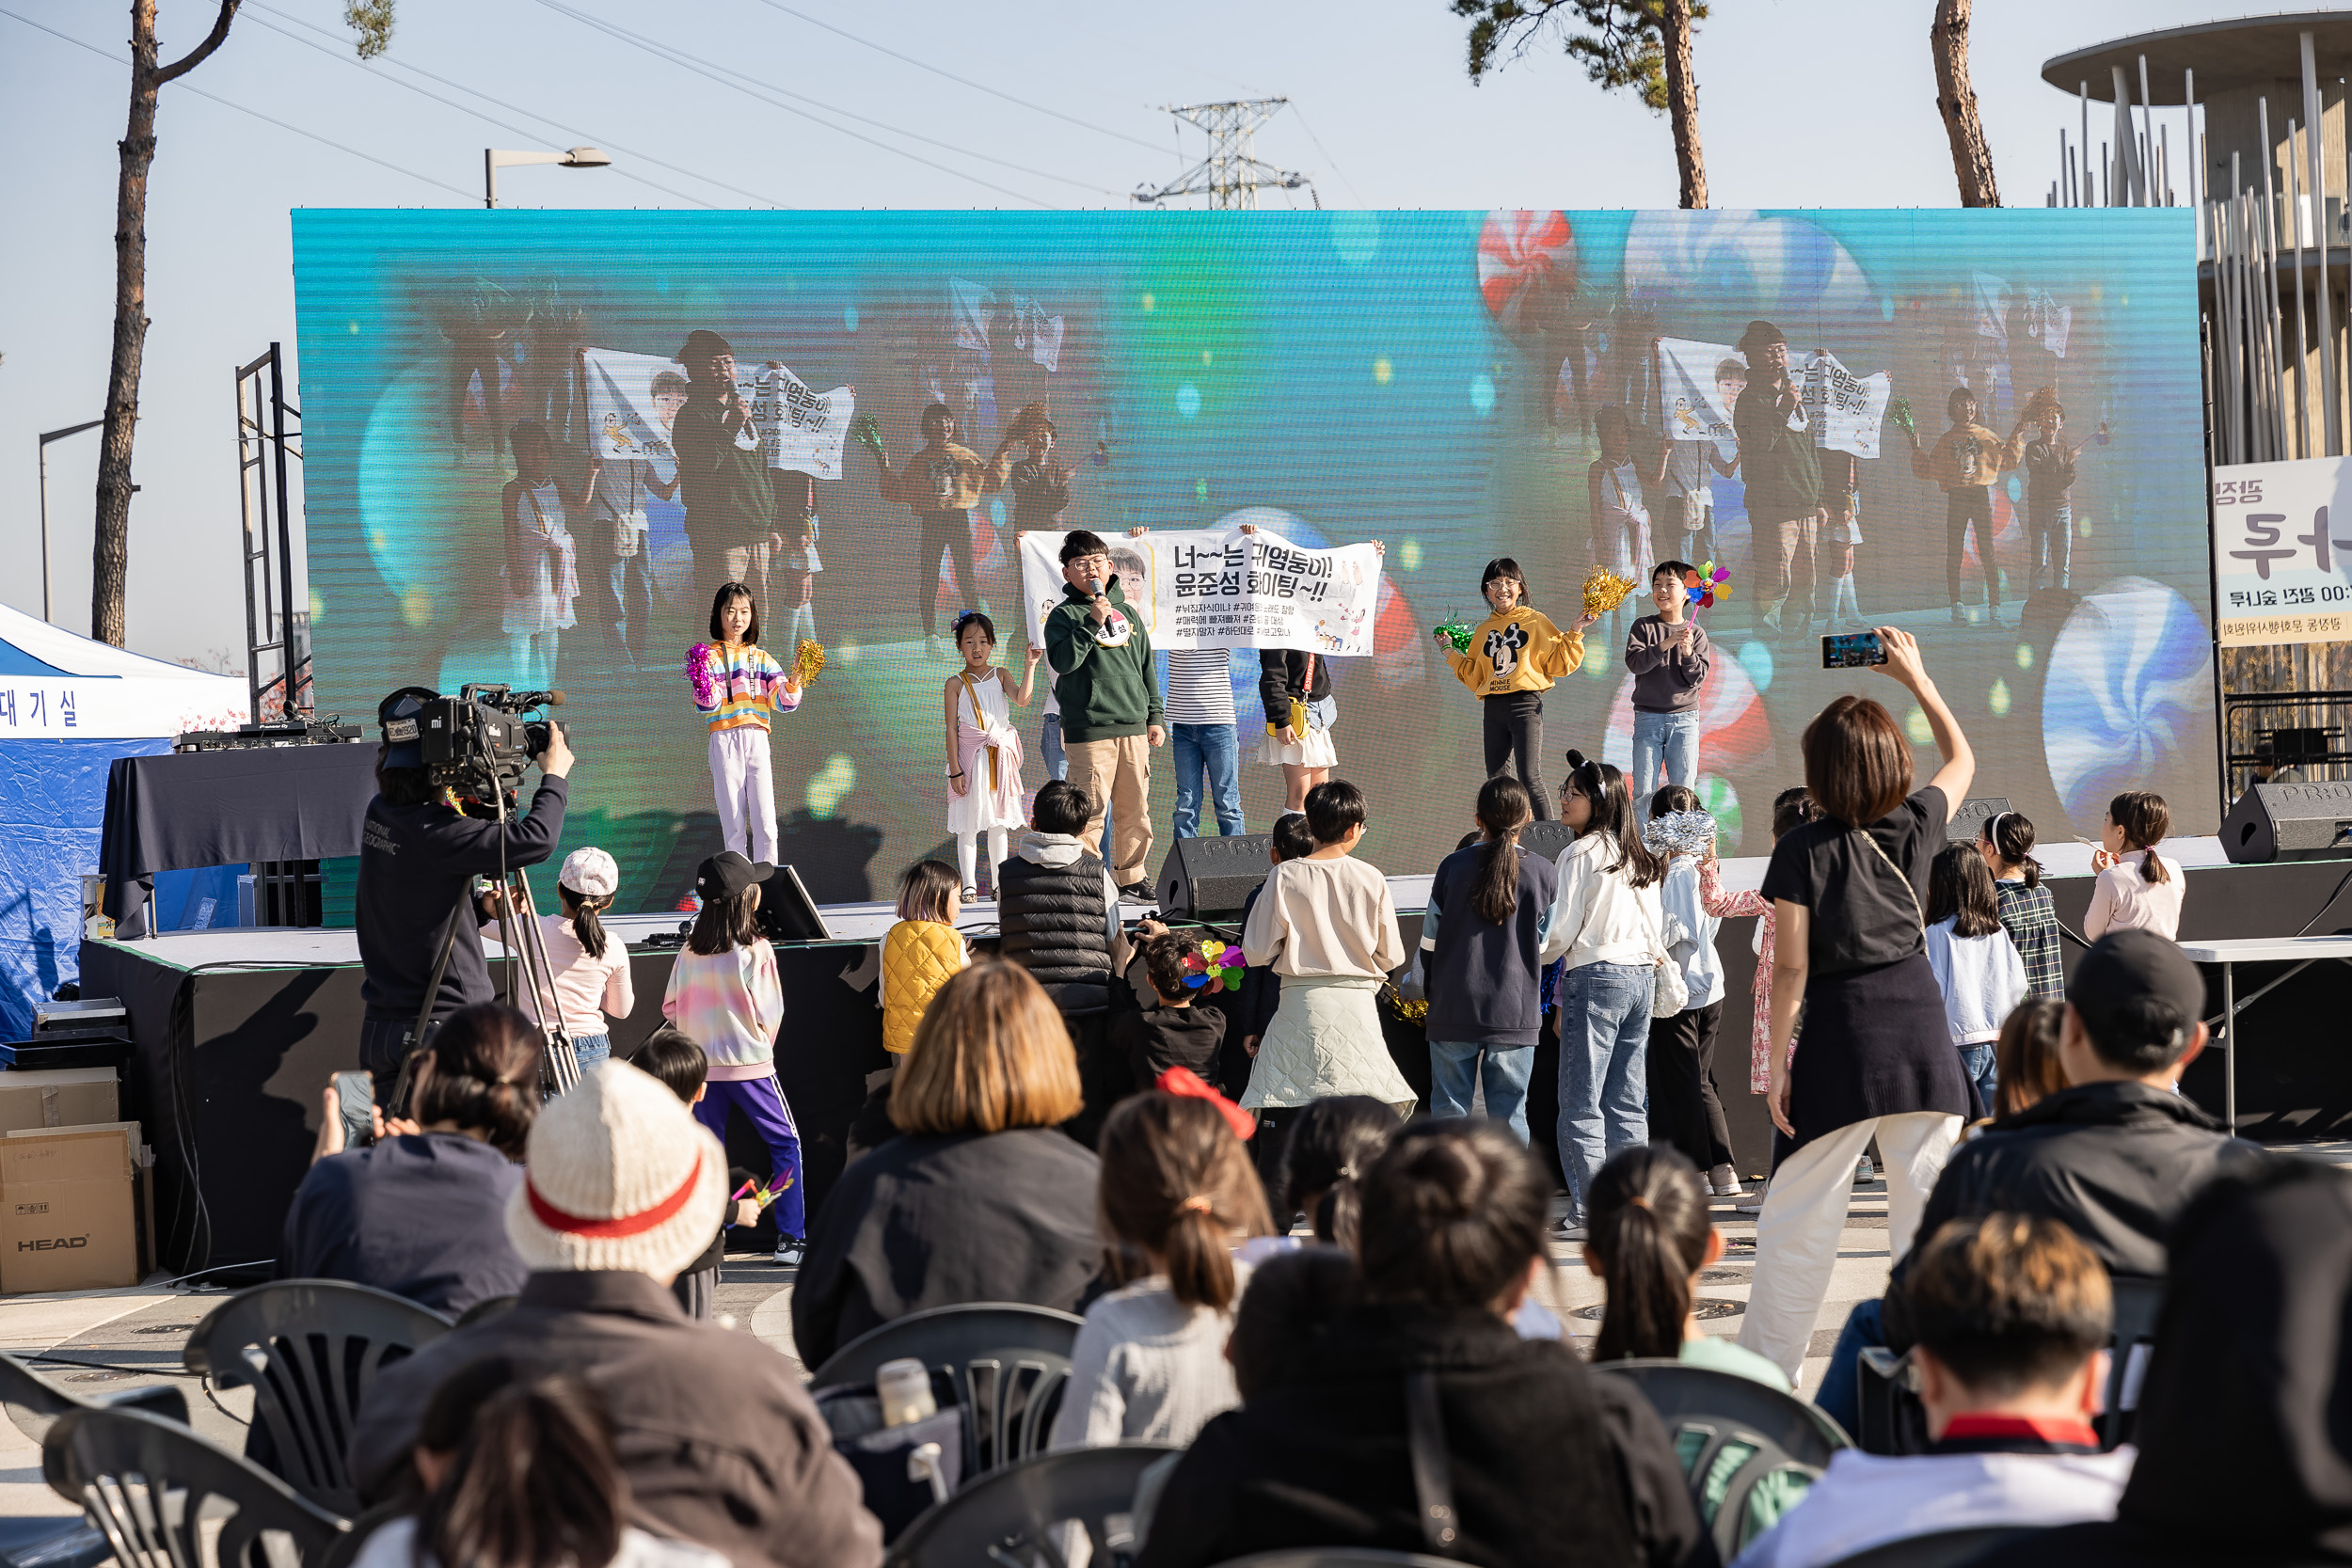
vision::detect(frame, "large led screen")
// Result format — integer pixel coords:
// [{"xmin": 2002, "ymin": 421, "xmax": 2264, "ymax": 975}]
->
[{"xmin": 292, "ymin": 208, "xmax": 2213, "ymax": 911}]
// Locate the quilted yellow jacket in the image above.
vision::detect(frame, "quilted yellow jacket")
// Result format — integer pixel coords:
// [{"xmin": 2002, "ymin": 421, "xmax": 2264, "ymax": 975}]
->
[{"xmin": 882, "ymin": 920, "xmax": 967, "ymax": 1054}]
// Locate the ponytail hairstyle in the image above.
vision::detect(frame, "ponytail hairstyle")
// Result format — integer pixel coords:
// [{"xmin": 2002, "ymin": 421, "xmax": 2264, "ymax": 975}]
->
[
  {"xmin": 414, "ymin": 1359, "xmax": 626, "ymax": 1568},
  {"xmin": 1586, "ymin": 1145, "xmax": 1714, "ymax": 1362},
  {"xmin": 2109, "ymin": 791, "xmax": 2173, "ymax": 883},
  {"xmin": 1471, "ymin": 776, "xmax": 1533, "ymax": 925},
  {"xmin": 412, "ymin": 1003, "xmax": 541, "ymax": 1159},
  {"xmin": 557, "ymin": 884, "xmax": 612, "ymax": 961},
  {"xmin": 1979, "ymin": 809, "xmax": 2042, "ymax": 888},
  {"xmin": 1096, "ymin": 1093, "xmax": 1273, "ymax": 1312},
  {"xmin": 1649, "ymin": 784, "xmax": 1701, "ymax": 820},
  {"xmin": 1926, "ymin": 842, "xmax": 2004, "ymax": 939},
  {"xmin": 1564, "ymin": 751, "xmax": 1664, "ymax": 889},
  {"xmin": 896, "ymin": 858, "xmax": 961, "ymax": 923},
  {"xmin": 1277, "ymin": 1095, "xmax": 1400, "ymax": 1247},
  {"xmin": 686, "ymin": 882, "xmax": 762, "ymax": 956},
  {"xmin": 1770, "ymin": 785, "xmax": 1816, "ymax": 843},
  {"xmin": 1993, "ymin": 998, "xmax": 2068, "ymax": 1119}
]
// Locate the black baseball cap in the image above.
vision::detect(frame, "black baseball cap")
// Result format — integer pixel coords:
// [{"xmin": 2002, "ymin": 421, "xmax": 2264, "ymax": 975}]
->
[
  {"xmin": 2069, "ymin": 929, "xmax": 2206, "ymax": 1056},
  {"xmin": 376, "ymin": 686, "xmax": 438, "ymax": 768},
  {"xmin": 676, "ymin": 329, "xmax": 735, "ymax": 363},
  {"xmin": 695, "ymin": 850, "xmax": 772, "ymax": 902}
]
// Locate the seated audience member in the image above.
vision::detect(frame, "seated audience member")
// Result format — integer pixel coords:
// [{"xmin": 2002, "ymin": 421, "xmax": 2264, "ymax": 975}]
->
[
  {"xmin": 1586, "ymin": 1146, "xmax": 1789, "ymax": 1390},
  {"xmin": 1732, "ymin": 1213, "xmax": 2130, "ymax": 1568},
  {"xmin": 1815, "ymin": 929, "xmax": 2249, "ymax": 1434},
  {"xmin": 792, "ymin": 960, "xmax": 1102, "ymax": 1366},
  {"xmin": 1112, "ymin": 932, "xmax": 1230, "ymax": 1089},
  {"xmin": 346, "ymin": 1062, "xmax": 882, "ymax": 1568},
  {"xmin": 1972, "ymin": 1157, "xmax": 2352, "ymax": 1568},
  {"xmin": 1051, "ymin": 1093, "xmax": 1273, "ymax": 1450},
  {"xmin": 351, "ymin": 1357, "xmax": 724, "ymax": 1568},
  {"xmin": 1990, "ymin": 998, "xmax": 2066, "ymax": 1122},
  {"xmin": 1136, "ymin": 1121, "xmax": 1709, "ymax": 1568},
  {"xmin": 629, "ymin": 1026, "xmax": 764, "ymax": 1321},
  {"xmin": 279, "ymin": 1002, "xmax": 537, "ymax": 1318},
  {"xmin": 1272, "ymin": 1094, "xmax": 1402, "ymax": 1246}
]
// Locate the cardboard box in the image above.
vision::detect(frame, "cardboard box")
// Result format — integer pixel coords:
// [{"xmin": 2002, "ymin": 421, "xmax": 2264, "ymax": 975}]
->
[
  {"xmin": 0, "ymin": 1069, "xmax": 118, "ymax": 1135},
  {"xmin": 4, "ymin": 1123, "xmax": 151, "ymax": 1278},
  {"xmin": 0, "ymin": 1125, "xmax": 138, "ymax": 1294}
]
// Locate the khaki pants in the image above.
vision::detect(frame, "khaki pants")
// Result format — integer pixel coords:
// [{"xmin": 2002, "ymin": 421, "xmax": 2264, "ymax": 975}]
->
[
  {"xmin": 1756, "ymin": 512, "xmax": 1819, "ymax": 626},
  {"xmin": 1065, "ymin": 733, "xmax": 1152, "ymax": 887}
]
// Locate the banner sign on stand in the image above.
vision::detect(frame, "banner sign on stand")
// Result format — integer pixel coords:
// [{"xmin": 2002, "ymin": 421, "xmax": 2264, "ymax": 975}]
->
[
  {"xmin": 582, "ymin": 347, "xmax": 853, "ymax": 479},
  {"xmin": 1018, "ymin": 528, "xmax": 1383, "ymax": 654},
  {"xmin": 2212, "ymin": 457, "xmax": 2352, "ymax": 646},
  {"xmin": 1657, "ymin": 339, "xmax": 1888, "ymax": 460}
]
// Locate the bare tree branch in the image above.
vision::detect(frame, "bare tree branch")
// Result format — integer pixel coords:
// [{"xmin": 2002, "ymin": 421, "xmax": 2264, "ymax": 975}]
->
[
  {"xmin": 1931, "ymin": 0, "xmax": 2000, "ymax": 207},
  {"xmin": 155, "ymin": 0, "xmax": 241, "ymax": 85}
]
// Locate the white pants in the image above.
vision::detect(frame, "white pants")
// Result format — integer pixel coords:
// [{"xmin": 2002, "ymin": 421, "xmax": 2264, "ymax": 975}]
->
[
  {"xmin": 1735, "ymin": 1112, "xmax": 1962, "ymax": 1383},
  {"xmin": 709, "ymin": 726, "xmax": 777, "ymax": 863},
  {"xmin": 957, "ymin": 828, "xmax": 1010, "ymax": 896}
]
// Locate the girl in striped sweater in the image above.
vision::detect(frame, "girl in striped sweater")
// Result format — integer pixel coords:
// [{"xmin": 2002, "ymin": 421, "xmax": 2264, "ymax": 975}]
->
[{"xmin": 688, "ymin": 581, "xmax": 801, "ymax": 863}]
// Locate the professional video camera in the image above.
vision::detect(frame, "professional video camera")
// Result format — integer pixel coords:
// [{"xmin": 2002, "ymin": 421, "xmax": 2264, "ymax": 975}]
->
[{"xmin": 382, "ymin": 683, "xmax": 565, "ymax": 799}]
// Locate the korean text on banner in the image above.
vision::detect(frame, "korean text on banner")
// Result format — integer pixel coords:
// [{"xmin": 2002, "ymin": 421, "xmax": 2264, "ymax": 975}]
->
[
  {"xmin": 752, "ymin": 364, "xmax": 854, "ymax": 480},
  {"xmin": 583, "ymin": 347, "xmax": 852, "ymax": 479},
  {"xmin": 1018, "ymin": 529, "xmax": 1383, "ymax": 654},
  {"xmin": 2212, "ymin": 457, "xmax": 2352, "ymax": 647},
  {"xmin": 1798, "ymin": 351, "xmax": 1892, "ymax": 460}
]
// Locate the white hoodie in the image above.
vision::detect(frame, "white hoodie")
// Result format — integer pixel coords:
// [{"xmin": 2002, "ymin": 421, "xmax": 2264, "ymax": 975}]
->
[{"xmin": 1538, "ymin": 832, "xmax": 1664, "ymax": 972}]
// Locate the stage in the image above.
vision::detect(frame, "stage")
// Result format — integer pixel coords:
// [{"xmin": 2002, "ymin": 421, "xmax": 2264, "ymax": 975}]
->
[{"xmin": 76, "ymin": 837, "xmax": 2352, "ymax": 1275}]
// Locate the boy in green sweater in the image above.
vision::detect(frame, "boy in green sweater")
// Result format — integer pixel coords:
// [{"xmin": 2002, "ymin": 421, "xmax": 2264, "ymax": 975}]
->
[{"xmin": 1046, "ymin": 530, "xmax": 1165, "ymax": 898}]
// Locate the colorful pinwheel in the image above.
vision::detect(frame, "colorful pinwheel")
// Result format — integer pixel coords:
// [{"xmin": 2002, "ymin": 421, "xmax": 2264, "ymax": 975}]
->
[
  {"xmin": 1683, "ymin": 561, "xmax": 1732, "ymax": 610},
  {"xmin": 1181, "ymin": 941, "xmax": 1248, "ymax": 993}
]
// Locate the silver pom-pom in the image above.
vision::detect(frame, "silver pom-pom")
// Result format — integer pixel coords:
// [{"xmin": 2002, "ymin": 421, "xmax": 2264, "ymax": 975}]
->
[{"xmin": 1644, "ymin": 809, "xmax": 1718, "ymax": 858}]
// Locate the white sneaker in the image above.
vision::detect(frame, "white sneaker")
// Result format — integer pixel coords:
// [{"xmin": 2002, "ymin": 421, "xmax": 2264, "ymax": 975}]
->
[
  {"xmin": 1949, "ymin": 603, "xmax": 1968, "ymax": 626},
  {"xmin": 1552, "ymin": 1214, "xmax": 1587, "ymax": 1242},
  {"xmin": 1708, "ymin": 1164, "xmax": 1745, "ymax": 1197},
  {"xmin": 1854, "ymin": 1156, "xmax": 1876, "ymax": 1186},
  {"xmin": 774, "ymin": 1238, "xmax": 807, "ymax": 1267},
  {"xmin": 1734, "ymin": 1194, "xmax": 1767, "ymax": 1215}
]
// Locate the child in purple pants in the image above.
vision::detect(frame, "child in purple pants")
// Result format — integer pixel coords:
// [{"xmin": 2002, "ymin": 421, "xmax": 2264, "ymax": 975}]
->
[{"xmin": 662, "ymin": 850, "xmax": 806, "ymax": 1264}]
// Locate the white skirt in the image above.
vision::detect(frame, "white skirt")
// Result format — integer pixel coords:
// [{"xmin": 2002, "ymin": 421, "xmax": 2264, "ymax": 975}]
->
[
  {"xmin": 1260, "ymin": 697, "xmax": 1339, "ymax": 768},
  {"xmin": 1240, "ymin": 975, "xmax": 1414, "ymax": 1110}
]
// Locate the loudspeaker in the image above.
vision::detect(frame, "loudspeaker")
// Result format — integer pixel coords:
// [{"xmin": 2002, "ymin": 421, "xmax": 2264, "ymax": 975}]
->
[
  {"xmin": 2220, "ymin": 781, "xmax": 2352, "ymax": 863},
  {"xmin": 1948, "ymin": 797, "xmax": 2012, "ymax": 847},
  {"xmin": 1156, "ymin": 834, "xmax": 1274, "ymax": 919}
]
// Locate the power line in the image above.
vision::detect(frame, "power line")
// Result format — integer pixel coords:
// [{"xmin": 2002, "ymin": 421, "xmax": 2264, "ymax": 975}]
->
[
  {"xmin": 1287, "ymin": 104, "xmax": 1363, "ymax": 205},
  {"xmin": 243, "ymin": 3, "xmax": 749, "ymax": 208},
  {"xmin": 528, "ymin": 0, "xmax": 1078, "ymax": 205},
  {"xmin": 747, "ymin": 0, "xmax": 1173, "ymax": 156},
  {"xmin": 0, "ymin": 7, "xmax": 473, "ymax": 199}
]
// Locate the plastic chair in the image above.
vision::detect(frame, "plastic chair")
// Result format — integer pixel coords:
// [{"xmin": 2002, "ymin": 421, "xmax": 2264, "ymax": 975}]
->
[
  {"xmin": 1593, "ymin": 1359, "xmax": 1849, "ymax": 1563},
  {"xmin": 809, "ymin": 1304, "xmax": 1085, "ymax": 1479},
  {"xmin": 1209, "ymin": 1554, "xmax": 1464, "ymax": 1567},
  {"xmin": 451, "ymin": 1294, "xmax": 517, "ymax": 1328},
  {"xmin": 1819, "ymin": 1524, "xmax": 2037, "ymax": 1567},
  {"xmin": 0, "ymin": 1353, "xmax": 190, "ymax": 1464},
  {"xmin": 44, "ymin": 1405, "xmax": 349, "ymax": 1568},
  {"xmin": 882, "ymin": 1443, "xmax": 1178, "ymax": 1568},
  {"xmin": 183, "ymin": 1280, "xmax": 452, "ymax": 1515}
]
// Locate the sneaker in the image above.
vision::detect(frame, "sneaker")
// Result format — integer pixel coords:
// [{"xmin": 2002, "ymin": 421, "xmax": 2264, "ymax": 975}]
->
[
  {"xmin": 1118, "ymin": 880, "xmax": 1155, "ymax": 903},
  {"xmin": 1552, "ymin": 1216, "xmax": 1588, "ymax": 1242},
  {"xmin": 1854, "ymin": 1155, "xmax": 1876, "ymax": 1186},
  {"xmin": 960, "ymin": 886, "xmax": 979, "ymax": 903},
  {"xmin": 1949, "ymin": 602, "xmax": 1968, "ymax": 626},
  {"xmin": 1708, "ymin": 1164, "xmax": 1745, "ymax": 1197},
  {"xmin": 774, "ymin": 1238, "xmax": 807, "ymax": 1267},
  {"xmin": 1734, "ymin": 1194, "xmax": 1767, "ymax": 1214}
]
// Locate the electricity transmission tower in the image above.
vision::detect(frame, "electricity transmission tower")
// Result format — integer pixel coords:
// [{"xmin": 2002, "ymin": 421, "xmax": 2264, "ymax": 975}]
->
[{"xmin": 1133, "ymin": 99, "xmax": 1315, "ymax": 210}]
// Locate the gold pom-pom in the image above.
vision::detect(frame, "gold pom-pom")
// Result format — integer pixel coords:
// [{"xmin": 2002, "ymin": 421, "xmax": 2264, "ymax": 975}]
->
[
  {"xmin": 793, "ymin": 639, "xmax": 826, "ymax": 689},
  {"xmin": 1581, "ymin": 564, "xmax": 1639, "ymax": 619}
]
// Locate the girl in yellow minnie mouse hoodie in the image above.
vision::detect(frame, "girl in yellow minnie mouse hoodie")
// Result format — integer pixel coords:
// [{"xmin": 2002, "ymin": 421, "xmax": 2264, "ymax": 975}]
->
[{"xmin": 1437, "ymin": 557, "xmax": 1597, "ymax": 821}]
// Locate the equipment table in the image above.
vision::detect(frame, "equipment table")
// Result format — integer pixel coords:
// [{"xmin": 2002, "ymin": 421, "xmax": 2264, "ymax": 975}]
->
[{"xmin": 2176, "ymin": 936, "xmax": 2352, "ymax": 1130}]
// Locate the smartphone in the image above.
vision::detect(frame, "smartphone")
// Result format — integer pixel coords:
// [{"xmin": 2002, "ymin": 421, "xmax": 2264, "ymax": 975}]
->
[{"xmin": 1822, "ymin": 631, "xmax": 1886, "ymax": 670}]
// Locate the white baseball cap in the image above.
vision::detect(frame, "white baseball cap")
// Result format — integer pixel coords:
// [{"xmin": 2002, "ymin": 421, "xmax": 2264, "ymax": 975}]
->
[{"xmin": 560, "ymin": 847, "xmax": 620, "ymax": 898}]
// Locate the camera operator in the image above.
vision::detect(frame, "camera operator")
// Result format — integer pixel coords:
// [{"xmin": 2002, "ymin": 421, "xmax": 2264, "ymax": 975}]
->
[{"xmin": 356, "ymin": 689, "xmax": 575, "ymax": 1104}]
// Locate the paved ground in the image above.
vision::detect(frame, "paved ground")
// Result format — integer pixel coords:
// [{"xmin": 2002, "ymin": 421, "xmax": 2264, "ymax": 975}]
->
[{"xmin": 7, "ymin": 1140, "xmax": 2346, "ymax": 1523}]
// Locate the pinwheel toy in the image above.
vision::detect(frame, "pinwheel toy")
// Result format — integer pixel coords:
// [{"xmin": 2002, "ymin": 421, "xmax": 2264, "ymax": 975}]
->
[
  {"xmin": 1683, "ymin": 561, "xmax": 1732, "ymax": 610},
  {"xmin": 1181, "ymin": 941, "xmax": 1248, "ymax": 993}
]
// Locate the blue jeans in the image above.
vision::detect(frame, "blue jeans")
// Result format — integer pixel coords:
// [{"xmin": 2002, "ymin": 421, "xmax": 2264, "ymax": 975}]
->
[
  {"xmin": 1428, "ymin": 1041, "xmax": 1536, "ymax": 1145},
  {"xmin": 1170, "ymin": 723, "xmax": 1244, "ymax": 840},
  {"xmin": 1556, "ymin": 961, "xmax": 1653, "ymax": 1219},
  {"xmin": 1960, "ymin": 1044, "xmax": 1997, "ymax": 1115},
  {"xmin": 1629, "ymin": 707, "xmax": 1702, "ymax": 800},
  {"xmin": 1040, "ymin": 712, "xmax": 1068, "ymax": 781},
  {"xmin": 570, "ymin": 1034, "xmax": 611, "ymax": 1072},
  {"xmin": 1814, "ymin": 1296, "xmax": 1886, "ymax": 1439}
]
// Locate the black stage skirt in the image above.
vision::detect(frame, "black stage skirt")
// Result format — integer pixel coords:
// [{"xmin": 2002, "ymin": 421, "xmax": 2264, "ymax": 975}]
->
[{"xmin": 1788, "ymin": 951, "xmax": 1967, "ymax": 1152}]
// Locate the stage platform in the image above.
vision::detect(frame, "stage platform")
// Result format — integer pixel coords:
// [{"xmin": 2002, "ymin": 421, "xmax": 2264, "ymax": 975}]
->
[{"xmin": 75, "ymin": 836, "xmax": 2352, "ymax": 1276}]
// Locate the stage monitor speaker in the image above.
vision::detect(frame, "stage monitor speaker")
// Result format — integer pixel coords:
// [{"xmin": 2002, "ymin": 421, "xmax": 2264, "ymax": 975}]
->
[
  {"xmin": 1157, "ymin": 834, "xmax": 1273, "ymax": 919},
  {"xmin": 2220, "ymin": 781, "xmax": 2352, "ymax": 863},
  {"xmin": 754, "ymin": 864, "xmax": 834, "ymax": 942},
  {"xmin": 1948, "ymin": 797, "xmax": 2012, "ymax": 847}
]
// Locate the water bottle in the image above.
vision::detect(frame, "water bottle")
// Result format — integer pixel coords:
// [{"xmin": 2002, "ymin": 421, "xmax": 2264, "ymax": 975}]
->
[{"xmin": 876, "ymin": 1357, "xmax": 936, "ymax": 1428}]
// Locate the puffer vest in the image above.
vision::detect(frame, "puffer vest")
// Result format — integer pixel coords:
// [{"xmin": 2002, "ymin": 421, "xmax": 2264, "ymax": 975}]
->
[
  {"xmin": 997, "ymin": 851, "xmax": 1113, "ymax": 1015},
  {"xmin": 882, "ymin": 920, "xmax": 965, "ymax": 1054}
]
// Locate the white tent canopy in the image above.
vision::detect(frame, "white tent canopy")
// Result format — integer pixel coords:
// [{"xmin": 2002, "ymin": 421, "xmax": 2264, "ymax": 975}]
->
[{"xmin": 0, "ymin": 601, "xmax": 246, "ymax": 739}]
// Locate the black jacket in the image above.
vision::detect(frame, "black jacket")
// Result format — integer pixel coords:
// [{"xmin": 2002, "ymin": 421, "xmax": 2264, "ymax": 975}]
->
[
  {"xmin": 1136, "ymin": 1300, "xmax": 1713, "ymax": 1568},
  {"xmin": 1885, "ymin": 1080, "xmax": 2255, "ymax": 1350},
  {"xmin": 790, "ymin": 1129, "xmax": 1102, "ymax": 1368},
  {"xmin": 275, "ymin": 1132, "xmax": 527, "ymax": 1318},
  {"xmin": 1111, "ymin": 990, "xmax": 1227, "ymax": 1086},
  {"xmin": 673, "ymin": 390, "xmax": 776, "ymax": 546},
  {"xmin": 1258, "ymin": 649, "xmax": 1332, "ymax": 716},
  {"xmin": 997, "ymin": 844, "xmax": 1115, "ymax": 1015},
  {"xmin": 356, "ymin": 775, "xmax": 568, "ymax": 1022}
]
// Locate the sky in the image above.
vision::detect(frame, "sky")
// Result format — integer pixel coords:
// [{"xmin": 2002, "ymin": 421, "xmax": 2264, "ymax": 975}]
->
[{"xmin": 0, "ymin": 0, "xmax": 2240, "ymax": 672}]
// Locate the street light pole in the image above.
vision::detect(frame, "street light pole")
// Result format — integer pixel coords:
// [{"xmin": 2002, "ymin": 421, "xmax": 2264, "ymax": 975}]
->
[
  {"xmin": 36, "ymin": 419, "xmax": 103, "ymax": 626},
  {"xmin": 485, "ymin": 147, "xmax": 613, "ymax": 209}
]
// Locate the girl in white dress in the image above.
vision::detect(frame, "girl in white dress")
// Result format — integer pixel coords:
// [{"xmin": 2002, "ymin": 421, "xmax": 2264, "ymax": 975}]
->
[
  {"xmin": 944, "ymin": 610, "xmax": 1044, "ymax": 898},
  {"xmin": 501, "ymin": 420, "xmax": 596, "ymax": 690}
]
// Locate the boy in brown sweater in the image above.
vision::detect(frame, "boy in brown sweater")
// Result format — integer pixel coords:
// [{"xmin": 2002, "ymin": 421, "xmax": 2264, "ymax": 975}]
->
[{"xmin": 1908, "ymin": 387, "xmax": 2024, "ymax": 629}]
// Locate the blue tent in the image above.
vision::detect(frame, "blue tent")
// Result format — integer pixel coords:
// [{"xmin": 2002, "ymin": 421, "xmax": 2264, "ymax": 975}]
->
[{"xmin": 0, "ymin": 602, "xmax": 245, "ymax": 1037}]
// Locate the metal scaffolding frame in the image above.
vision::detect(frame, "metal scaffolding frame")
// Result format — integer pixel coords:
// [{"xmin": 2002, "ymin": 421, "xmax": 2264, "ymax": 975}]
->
[{"xmin": 1133, "ymin": 99, "xmax": 1314, "ymax": 211}]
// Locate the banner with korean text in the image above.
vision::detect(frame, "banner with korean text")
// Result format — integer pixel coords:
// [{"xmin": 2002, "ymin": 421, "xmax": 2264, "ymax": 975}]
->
[
  {"xmin": 1017, "ymin": 529, "xmax": 1383, "ymax": 654},
  {"xmin": 2212, "ymin": 457, "xmax": 2352, "ymax": 646}
]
